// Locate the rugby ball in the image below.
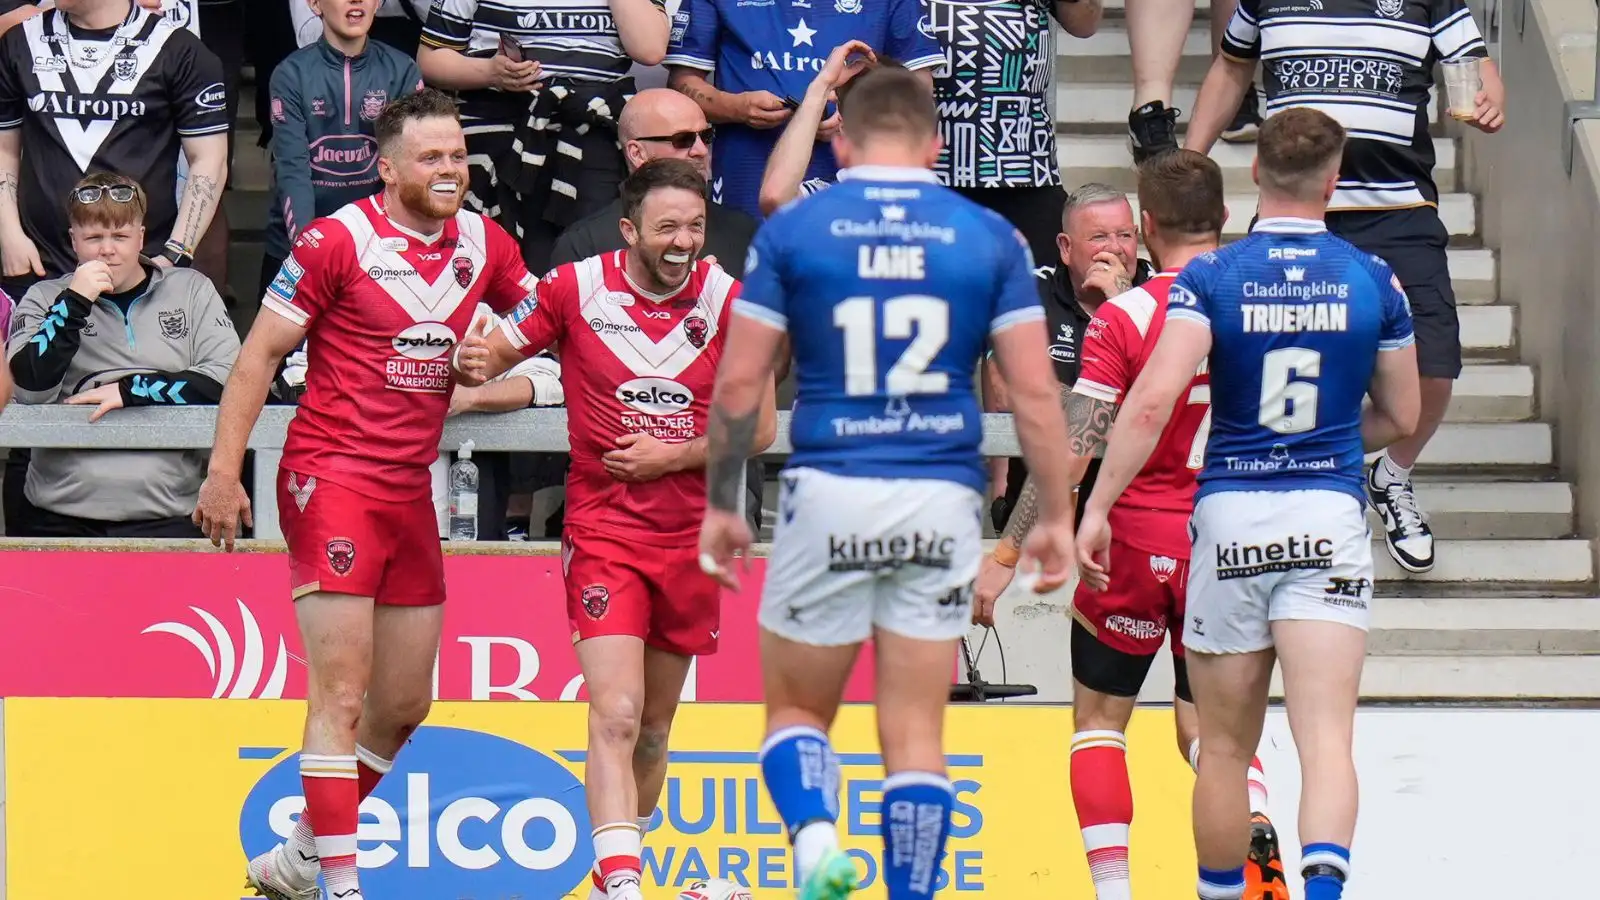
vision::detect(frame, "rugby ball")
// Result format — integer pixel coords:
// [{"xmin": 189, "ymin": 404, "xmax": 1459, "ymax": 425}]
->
[{"xmin": 676, "ymin": 879, "xmax": 755, "ymax": 900}]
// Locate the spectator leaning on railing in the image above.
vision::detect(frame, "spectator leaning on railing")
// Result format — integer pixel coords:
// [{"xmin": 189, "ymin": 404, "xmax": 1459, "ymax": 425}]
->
[{"xmin": 5, "ymin": 173, "xmax": 240, "ymax": 539}]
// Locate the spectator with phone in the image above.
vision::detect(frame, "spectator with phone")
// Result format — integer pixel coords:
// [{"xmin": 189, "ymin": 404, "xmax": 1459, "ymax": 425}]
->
[
  {"xmin": 664, "ymin": 0, "xmax": 943, "ymax": 218},
  {"xmin": 5, "ymin": 174, "xmax": 239, "ymax": 538},
  {"xmin": 419, "ymin": 0, "xmax": 672, "ymax": 274},
  {"xmin": 756, "ymin": 39, "xmax": 880, "ymax": 215}
]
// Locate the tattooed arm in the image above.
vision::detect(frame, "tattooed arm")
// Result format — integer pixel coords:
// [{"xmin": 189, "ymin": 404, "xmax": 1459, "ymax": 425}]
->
[
  {"xmin": 168, "ymin": 133, "xmax": 228, "ymax": 259},
  {"xmin": 998, "ymin": 386, "xmax": 1119, "ymax": 551},
  {"xmin": 706, "ymin": 317, "xmax": 785, "ymax": 512},
  {"xmin": 0, "ymin": 129, "xmax": 42, "ymax": 278}
]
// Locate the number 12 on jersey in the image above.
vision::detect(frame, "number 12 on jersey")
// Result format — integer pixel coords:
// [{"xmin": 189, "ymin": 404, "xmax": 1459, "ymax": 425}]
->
[{"xmin": 834, "ymin": 295, "xmax": 951, "ymax": 396}]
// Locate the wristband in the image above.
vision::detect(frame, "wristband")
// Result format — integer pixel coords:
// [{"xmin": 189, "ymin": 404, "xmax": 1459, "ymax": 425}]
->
[
  {"xmin": 992, "ymin": 541, "xmax": 1020, "ymax": 568},
  {"xmin": 160, "ymin": 240, "xmax": 194, "ymax": 268}
]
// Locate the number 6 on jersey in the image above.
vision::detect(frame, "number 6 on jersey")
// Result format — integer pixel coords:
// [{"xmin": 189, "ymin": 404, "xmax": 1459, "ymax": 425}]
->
[{"xmin": 834, "ymin": 295, "xmax": 951, "ymax": 396}]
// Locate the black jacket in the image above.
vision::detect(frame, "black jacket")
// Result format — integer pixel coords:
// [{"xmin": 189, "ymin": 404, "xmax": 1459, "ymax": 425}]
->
[
  {"xmin": 994, "ymin": 258, "xmax": 1155, "ymax": 531},
  {"xmin": 548, "ymin": 197, "xmax": 760, "ymax": 276}
]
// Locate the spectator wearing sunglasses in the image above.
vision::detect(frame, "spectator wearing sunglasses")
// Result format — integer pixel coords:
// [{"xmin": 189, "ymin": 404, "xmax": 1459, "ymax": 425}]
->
[
  {"xmin": 549, "ymin": 87, "xmax": 755, "ymax": 274},
  {"xmin": 4, "ymin": 173, "xmax": 239, "ymax": 538}
]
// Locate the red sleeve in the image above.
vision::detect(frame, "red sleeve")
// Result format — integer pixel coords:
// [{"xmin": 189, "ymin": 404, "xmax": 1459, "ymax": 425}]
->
[
  {"xmin": 1073, "ymin": 304, "xmax": 1136, "ymax": 403},
  {"xmin": 481, "ymin": 218, "xmax": 539, "ymax": 314},
  {"xmin": 499, "ymin": 266, "xmax": 569, "ymax": 357},
  {"xmin": 259, "ymin": 221, "xmax": 344, "ymax": 330}
]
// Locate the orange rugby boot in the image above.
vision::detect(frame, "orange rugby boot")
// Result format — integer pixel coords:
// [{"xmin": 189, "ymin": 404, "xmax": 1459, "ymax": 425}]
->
[{"xmin": 1244, "ymin": 811, "xmax": 1290, "ymax": 900}]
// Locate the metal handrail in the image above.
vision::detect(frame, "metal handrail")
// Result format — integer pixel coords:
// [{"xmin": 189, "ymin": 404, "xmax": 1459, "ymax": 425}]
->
[{"xmin": 0, "ymin": 404, "xmax": 1027, "ymax": 539}]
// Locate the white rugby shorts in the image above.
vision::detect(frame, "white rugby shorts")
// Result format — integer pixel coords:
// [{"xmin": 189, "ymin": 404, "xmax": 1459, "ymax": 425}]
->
[
  {"xmin": 759, "ymin": 467, "xmax": 982, "ymax": 646},
  {"xmin": 1184, "ymin": 489, "xmax": 1374, "ymax": 654}
]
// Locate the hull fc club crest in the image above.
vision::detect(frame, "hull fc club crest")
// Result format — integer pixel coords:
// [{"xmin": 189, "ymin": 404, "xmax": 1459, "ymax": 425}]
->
[
  {"xmin": 580, "ymin": 584, "xmax": 610, "ymax": 620},
  {"xmin": 326, "ymin": 538, "xmax": 356, "ymax": 576},
  {"xmin": 113, "ymin": 55, "xmax": 138, "ymax": 82},
  {"xmin": 360, "ymin": 90, "xmax": 387, "ymax": 121},
  {"xmin": 452, "ymin": 257, "xmax": 475, "ymax": 288},
  {"xmin": 159, "ymin": 309, "xmax": 188, "ymax": 339},
  {"xmin": 683, "ymin": 315, "xmax": 708, "ymax": 348}
]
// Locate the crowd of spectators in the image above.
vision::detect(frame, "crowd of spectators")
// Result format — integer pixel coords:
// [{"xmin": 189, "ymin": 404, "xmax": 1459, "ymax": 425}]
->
[{"xmin": 0, "ymin": 0, "xmax": 1494, "ymax": 556}]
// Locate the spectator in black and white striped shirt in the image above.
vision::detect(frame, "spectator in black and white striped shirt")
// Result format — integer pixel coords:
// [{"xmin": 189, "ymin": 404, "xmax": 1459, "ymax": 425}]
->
[
  {"xmin": 1182, "ymin": 0, "xmax": 1504, "ymax": 608},
  {"xmin": 417, "ymin": 0, "xmax": 670, "ymax": 274}
]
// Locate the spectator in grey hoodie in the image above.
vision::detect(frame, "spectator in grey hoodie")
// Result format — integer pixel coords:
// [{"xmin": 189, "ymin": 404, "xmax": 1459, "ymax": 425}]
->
[{"xmin": 6, "ymin": 172, "xmax": 239, "ymax": 537}]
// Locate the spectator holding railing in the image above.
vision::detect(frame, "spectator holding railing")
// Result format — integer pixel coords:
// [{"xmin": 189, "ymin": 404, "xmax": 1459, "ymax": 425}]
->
[{"xmin": 5, "ymin": 173, "xmax": 239, "ymax": 538}]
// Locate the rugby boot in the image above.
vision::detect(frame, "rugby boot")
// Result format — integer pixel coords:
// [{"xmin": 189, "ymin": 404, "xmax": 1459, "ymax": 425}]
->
[
  {"xmin": 799, "ymin": 846, "xmax": 860, "ymax": 900},
  {"xmin": 245, "ymin": 845, "xmax": 320, "ymax": 900},
  {"xmin": 1244, "ymin": 812, "xmax": 1290, "ymax": 900}
]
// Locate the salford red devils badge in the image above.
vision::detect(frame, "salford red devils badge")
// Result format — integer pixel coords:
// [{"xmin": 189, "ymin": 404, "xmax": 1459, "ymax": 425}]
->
[
  {"xmin": 580, "ymin": 584, "xmax": 610, "ymax": 620},
  {"xmin": 326, "ymin": 538, "xmax": 356, "ymax": 576},
  {"xmin": 683, "ymin": 315, "xmax": 708, "ymax": 348},
  {"xmin": 452, "ymin": 257, "xmax": 475, "ymax": 288}
]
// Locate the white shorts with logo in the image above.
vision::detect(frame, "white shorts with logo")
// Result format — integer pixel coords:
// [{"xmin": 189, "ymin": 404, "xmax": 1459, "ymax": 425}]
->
[
  {"xmin": 1184, "ymin": 489, "xmax": 1374, "ymax": 655},
  {"xmin": 759, "ymin": 467, "xmax": 982, "ymax": 647}
]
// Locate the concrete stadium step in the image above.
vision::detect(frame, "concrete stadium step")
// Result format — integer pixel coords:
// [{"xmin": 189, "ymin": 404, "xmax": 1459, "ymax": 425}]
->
[
  {"xmin": 1367, "ymin": 596, "xmax": 1600, "ymax": 655},
  {"xmin": 1371, "ymin": 538, "xmax": 1592, "ymax": 584},
  {"xmin": 1058, "ymin": 133, "xmax": 1458, "ymax": 194},
  {"xmin": 1055, "ymin": 83, "xmax": 1443, "ymax": 130},
  {"xmin": 1372, "ymin": 479, "xmax": 1572, "ymax": 539},
  {"xmin": 234, "ymin": 127, "xmax": 268, "ymax": 195},
  {"xmin": 1460, "ymin": 304, "xmax": 1515, "ymax": 356},
  {"xmin": 1294, "ymin": 656, "xmax": 1600, "ymax": 700},
  {"xmin": 1447, "ymin": 248, "xmax": 1496, "ymax": 305},
  {"xmin": 1058, "ymin": 25, "xmax": 1213, "ymax": 83},
  {"xmin": 1447, "ymin": 364, "xmax": 1534, "ymax": 422},
  {"xmin": 1127, "ymin": 191, "xmax": 1474, "ymax": 238},
  {"xmin": 1372, "ymin": 422, "xmax": 1551, "ymax": 468},
  {"xmin": 992, "ymin": 593, "xmax": 1600, "ymax": 702}
]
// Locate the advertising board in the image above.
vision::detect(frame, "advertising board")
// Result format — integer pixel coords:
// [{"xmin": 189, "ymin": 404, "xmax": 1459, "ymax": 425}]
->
[
  {"xmin": 3, "ymin": 699, "xmax": 1198, "ymax": 899},
  {"xmin": 0, "ymin": 551, "xmax": 876, "ymax": 702}
]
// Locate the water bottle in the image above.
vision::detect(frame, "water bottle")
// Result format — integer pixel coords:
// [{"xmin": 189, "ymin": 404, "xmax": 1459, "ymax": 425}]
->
[{"xmin": 449, "ymin": 440, "xmax": 480, "ymax": 542}]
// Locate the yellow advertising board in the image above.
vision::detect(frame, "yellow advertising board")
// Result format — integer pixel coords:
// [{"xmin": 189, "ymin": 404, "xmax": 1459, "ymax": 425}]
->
[{"xmin": 5, "ymin": 699, "xmax": 1197, "ymax": 899}]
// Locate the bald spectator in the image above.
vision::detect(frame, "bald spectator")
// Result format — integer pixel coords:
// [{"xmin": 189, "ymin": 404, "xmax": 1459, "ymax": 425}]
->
[{"xmin": 548, "ymin": 87, "xmax": 756, "ymax": 274}]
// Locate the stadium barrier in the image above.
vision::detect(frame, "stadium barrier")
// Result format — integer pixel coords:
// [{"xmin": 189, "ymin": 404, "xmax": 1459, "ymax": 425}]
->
[{"xmin": 0, "ymin": 404, "xmax": 1026, "ymax": 540}]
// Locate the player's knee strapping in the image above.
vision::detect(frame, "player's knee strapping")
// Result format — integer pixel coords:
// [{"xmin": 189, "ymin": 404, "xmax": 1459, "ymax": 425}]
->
[{"xmin": 879, "ymin": 771, "xmax": 955, "ymax": 900}]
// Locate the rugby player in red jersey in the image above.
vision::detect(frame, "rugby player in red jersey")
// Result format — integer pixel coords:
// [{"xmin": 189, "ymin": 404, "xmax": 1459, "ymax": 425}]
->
[
  {"xmin": 976, "ymin": 151, "xmax": 1287, "ymax": 900},
  {"xmin": 193, "ymin": 89, "xmax": 538, "ymax": 900},
  {"xmin": 453, "ymin": 158, "xmax": 776, "ymax": 900}
]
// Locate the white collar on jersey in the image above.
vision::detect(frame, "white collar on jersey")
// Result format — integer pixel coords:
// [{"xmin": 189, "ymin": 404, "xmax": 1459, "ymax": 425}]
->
[
  {"xmin": 1252, "ymin": 216, "xmax": 1328, "ymax": 234},
  {"xmin": 837, "ymin": 165, "xmax": 940, "ymax": 184},
  {"xmin": 370, "ymin": 195, "xmax": 445, "ymax": 244}
]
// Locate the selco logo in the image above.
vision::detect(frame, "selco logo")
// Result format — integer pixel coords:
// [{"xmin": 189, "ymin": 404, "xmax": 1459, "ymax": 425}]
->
[
  {"xmin": 239, "ymin": 727, "xmax": 594, "ymax": 898},
  {"xmin": 196, "ymin": 82, "xmax": 227, "ymax": 111},
  {"xmin": 617, "ymin": 377, "xmax": 693, "ymax": 416},
  {"xmin": 392, "ymin": 322, "xmax": 457, "ymax": 361}
]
